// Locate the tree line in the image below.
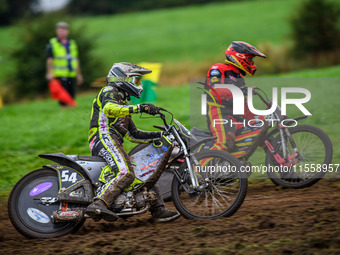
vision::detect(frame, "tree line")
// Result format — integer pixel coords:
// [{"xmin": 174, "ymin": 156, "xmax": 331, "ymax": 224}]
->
[{"xmin": 0, "ymin": 0, "xmax": 242, "ymax": 26}]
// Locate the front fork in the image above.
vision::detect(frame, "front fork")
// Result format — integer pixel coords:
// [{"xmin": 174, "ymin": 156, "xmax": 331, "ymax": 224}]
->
[
  {"xmin": 279, "ymin": 129, "xmax": 288, "ymax": 159},
  {"xmin": 172, "ymin": 153, "xmax": 210, "ymax": 194},
  {"xmin": 172, "ymin": 127, "xmax": 200, "ymax": 189},
  {"xmin": 265, "ymin": 127, "xmax": 301, "ymax": 167}
]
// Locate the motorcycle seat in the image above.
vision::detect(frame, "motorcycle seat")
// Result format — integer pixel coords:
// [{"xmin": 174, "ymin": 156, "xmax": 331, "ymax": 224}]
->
[{"xmin": 78, "ymin": 155, "xmax": 106, "ymax": 162}]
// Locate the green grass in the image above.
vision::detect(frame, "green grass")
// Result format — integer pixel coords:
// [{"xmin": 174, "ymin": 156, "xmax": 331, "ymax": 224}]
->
[
  {"xmin": 0, "ymin": 0, "xmax": 303, "ymax": 83},
  {"xmin": 275, "ymin": 65, "xmax": 340, "ymax": 78},
  {"xmin": 81, "ymin": 0, "xmax": 297, "ymax": 67}
]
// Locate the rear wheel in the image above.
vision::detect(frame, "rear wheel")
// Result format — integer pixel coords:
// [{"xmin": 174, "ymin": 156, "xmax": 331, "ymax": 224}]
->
[
  {"xmin": 171, "ymin": 150, "xmax": 247, "ymax": 219},
  {"xmin": 8, "ymin": 168, "xmax": 84, "ymax": 238},
  {"xmin": 266, "ymin": 125, "xmax": 333, "ymax": 188}
]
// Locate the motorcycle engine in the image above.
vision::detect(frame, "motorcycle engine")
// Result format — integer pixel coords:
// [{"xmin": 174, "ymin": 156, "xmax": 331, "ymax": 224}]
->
[{"xmin": 113, "ymin": 190, "xmax": 158, "ymax": 212}]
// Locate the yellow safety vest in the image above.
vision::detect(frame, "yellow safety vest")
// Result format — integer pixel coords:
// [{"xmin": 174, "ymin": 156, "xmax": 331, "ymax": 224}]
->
[{"xmin": 50, "ymin": 37, "xmax": 78, "ymax": 78}]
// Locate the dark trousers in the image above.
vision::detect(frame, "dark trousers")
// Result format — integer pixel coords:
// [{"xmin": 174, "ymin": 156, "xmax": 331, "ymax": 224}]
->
[{"xmin": 56, "ymin": 77, "xmax": 76, "ymax": 106}]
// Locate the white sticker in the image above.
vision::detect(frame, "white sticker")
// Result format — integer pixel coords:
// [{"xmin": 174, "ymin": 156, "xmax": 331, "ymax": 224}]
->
[
  {"xmin": 211, "ymin": 70, "xmax": 220, "ymax": 75},
  {"xmin": 27, "ymin": 208, "xmax": 50, "ymax": 224}
]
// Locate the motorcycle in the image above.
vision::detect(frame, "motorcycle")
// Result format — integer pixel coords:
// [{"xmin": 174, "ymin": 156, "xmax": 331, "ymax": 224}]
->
[
  {"xmin": 8, "ymin": 108, "xmax": 248, "ymax": 238},
  {"xmin": 134, "ymin": 86, "xmax": 333, "ymax": 196},
  {"xmin": 193, "ymin": 86, "xmax": 333, "ymax": 188}
]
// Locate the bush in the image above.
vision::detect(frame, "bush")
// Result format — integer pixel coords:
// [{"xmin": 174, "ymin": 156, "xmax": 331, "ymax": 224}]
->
[
  {"xmin": 291, "ymin": 0, "xmax": 340, "ymax": 56},
  {"xmin": 9, "ymin": 13, "xmax": 103, "ymax": 99},
  {"xmin": 0, "ymin": 0, "xmax": 38, "ymax": 26}
]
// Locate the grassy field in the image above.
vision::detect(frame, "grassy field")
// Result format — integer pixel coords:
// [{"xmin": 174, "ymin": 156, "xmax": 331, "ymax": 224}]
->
[
  {"xmin": 275, "ymin": 65, "xmax": 340, "ymax": 78},
  {"xmin": 80, "ymin": 0, "xmax": 297, "ymax": 66},
  {"xmin": 1, "ymin": 64, "xmax": 339, "ymax": 195},
  {"xmin": 0, "ymin": 0, "xmax": 304, "ymax": 83}
]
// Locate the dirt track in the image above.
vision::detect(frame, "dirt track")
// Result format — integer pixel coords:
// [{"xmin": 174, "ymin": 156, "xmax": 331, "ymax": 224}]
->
[{"xmin": 1, "ymin": 179, "xmax": 340, "ymax": 255}]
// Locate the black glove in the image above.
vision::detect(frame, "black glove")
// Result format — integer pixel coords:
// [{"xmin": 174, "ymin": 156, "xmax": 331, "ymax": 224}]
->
[{"xmin": 140, "ymin": 103, "xmax": 159, "ymax": 115}]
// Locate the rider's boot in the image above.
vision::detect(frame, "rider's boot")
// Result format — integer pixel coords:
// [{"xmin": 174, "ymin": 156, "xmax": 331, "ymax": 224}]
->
[
  {"xmin": 86, "ymin": 170, "xmax": 135, "ymax": 222},
  {"xmin": 86, "ymin": 199, "xmax": 118, "ymax": 222},
  {"xmin": 150, "ymin": 206, "xmax": 181, "ymax": 222},
  {"xmin": 149, "ymin": 185, "xmax": 180, "ymax": 222}
]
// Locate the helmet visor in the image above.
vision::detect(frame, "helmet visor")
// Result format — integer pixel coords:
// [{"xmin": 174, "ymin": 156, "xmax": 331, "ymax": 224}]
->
[{"xmin": 107, "ymin": 75, "xmax": 142, "ymax": 86}]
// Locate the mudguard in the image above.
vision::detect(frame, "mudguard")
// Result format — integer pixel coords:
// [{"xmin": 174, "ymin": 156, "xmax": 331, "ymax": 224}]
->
[
  {"xmin": 44, "ymin": 164, "xmax": 94, "ymax": 204},
  {"xmin": 190, "ymin": 137, "xmax": 217, "ymax": 151},
  {"xmin": 39, "ymin": 153, "xmax": 106, "ymax": 184},
  {"xmin": 40, "ymin": 153, "xmax": 92, "ymax": 178}
]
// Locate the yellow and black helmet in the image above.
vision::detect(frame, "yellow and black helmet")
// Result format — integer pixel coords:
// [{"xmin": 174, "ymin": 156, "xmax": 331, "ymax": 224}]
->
[{"xmin": 107, "ymin": 62, "xmax": 151, "ymax": 99}]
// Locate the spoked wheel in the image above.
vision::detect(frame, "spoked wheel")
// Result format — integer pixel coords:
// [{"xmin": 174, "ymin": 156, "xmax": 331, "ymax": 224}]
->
[
  {"xmin": 266, "ymin": 125, "xmax": 333, "ymax": 188},
  {"xmin": 171, "ymin": 150, "xmax": 247, "ymax": 219},
  {"xmin": 8, "ymin": 168, "xmax": 85, "ymax": 238}
]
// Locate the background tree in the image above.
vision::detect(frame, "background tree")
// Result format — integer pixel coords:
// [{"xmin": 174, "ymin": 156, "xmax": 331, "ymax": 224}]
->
[
  {"xmin": 10, "ymin": 14, "xmax": 103, "ymax": 98},
  {"xmin": 291, "ymin": 0, "xmax": 340, "ymax": 56},
  {"xmin": 0, "ymin": 0, "xmax": 38, "ymax": 26},
  {"xmin": 66, "ymin": 0, "xmax": 236, "ymax": 15}
]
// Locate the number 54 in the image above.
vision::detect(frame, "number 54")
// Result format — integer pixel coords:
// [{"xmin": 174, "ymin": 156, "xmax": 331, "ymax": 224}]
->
[{"xmin": 61, "ymin": 170, "xmax": 77, "ymax": 183}]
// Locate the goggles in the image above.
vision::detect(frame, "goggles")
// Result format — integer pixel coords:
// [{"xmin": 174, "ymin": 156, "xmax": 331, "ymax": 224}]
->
[{"xmin": 107, "ymin": 75, "xmax": 142, "ymax": 86}]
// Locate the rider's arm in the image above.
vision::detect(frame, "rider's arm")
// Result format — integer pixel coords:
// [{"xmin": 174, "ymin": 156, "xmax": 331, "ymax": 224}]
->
[
  {"xmin": 207, "ymin": 68, "xmax": 230, "ymax": 100},
  {"xmin": 100, "ymin": 87, "xmax": 142, "ymax": 118},
  {"xmin": 124, "ymin": 117, "xmax": 162, "ymax": 144},
  {"xmin": 207, "ymin": 68, "xmax": 237, "ymax": 100},
  {"xmin": 208, "ymin": 68, "xmax": 223, "ymax": 87},
  {"xmin": 103, "ymin": 103, "xmax": 139, "ymax": 118}
]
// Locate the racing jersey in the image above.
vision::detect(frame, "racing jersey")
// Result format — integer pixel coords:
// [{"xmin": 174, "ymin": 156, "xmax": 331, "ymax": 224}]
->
[
  {"xmin": 206, "ymin": 63, "xmax": 255, "ymax": 120},
  {"xmin": 89, "ymin": 85, "xmax": 160, "ymax": 144}
]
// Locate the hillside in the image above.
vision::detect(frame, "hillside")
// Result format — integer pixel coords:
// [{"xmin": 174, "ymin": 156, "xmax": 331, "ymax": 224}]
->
[{"xmin": 0, "ymin": 0, "xmax": 303, "ymax": 82}]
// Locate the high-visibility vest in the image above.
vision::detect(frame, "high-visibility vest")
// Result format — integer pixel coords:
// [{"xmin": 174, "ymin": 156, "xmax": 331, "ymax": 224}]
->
[{"xmin": 50, "ymin": 37, "xmax": 78, "ymax": 78}]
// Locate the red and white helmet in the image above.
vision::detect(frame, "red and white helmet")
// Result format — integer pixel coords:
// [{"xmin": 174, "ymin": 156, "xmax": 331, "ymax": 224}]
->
[{"xmin": 225, "ymin": 41, "xmax": 266, "ymax": 76}]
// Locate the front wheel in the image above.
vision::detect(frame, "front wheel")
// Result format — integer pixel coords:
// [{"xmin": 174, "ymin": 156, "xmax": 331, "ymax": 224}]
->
[
  {"xmin": 266, "ymin": 124, "xmax": 333, "ymax": 188},
  {"xmin": 171, "ymin": 150, "xmax": 247, "ymax": 219},
  {"xmin": 8, "ymin": 168, "xmax": 85, "ymax": 238}
]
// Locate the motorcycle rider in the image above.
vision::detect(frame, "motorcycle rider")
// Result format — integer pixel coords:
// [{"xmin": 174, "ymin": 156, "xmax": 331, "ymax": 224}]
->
[
  {"xmin": 86, "ymin": 62, "xmax": 180, "ymax": 222},
  {"xmin": 205, "ymin": 42, "xmax": 305, "ymax": 182},
  {"xmin": 205, "ymin": 41, "xmax": 267, "ymax": 157}
]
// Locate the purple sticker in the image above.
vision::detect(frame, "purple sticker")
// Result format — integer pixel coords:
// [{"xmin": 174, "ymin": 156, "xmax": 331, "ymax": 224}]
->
[{"xmin": 29, "ymin": 182, "xmax": 53, "ymax": 196}]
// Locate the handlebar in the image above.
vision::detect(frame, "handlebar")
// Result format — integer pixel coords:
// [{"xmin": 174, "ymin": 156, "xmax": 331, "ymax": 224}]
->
[
  {"xmin": 156, "ymin": 107, "xmax": 173, "ymax": 130},
  {"xmin": 251, "ymin": 86, "xmax": 272, "ymax": 107},
  {"xmin": 139, "ymin": 106, "xmax": 173, "ymax": 131},
  {"xmin": 157, "ymin": 107, "xmax": 166, "ymax": 120}
]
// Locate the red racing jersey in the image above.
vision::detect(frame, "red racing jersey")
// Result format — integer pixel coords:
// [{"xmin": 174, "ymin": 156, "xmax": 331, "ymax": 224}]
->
[{"xmin": 206, "ymin": 63, "xmax": 255, "ymax": 120}]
